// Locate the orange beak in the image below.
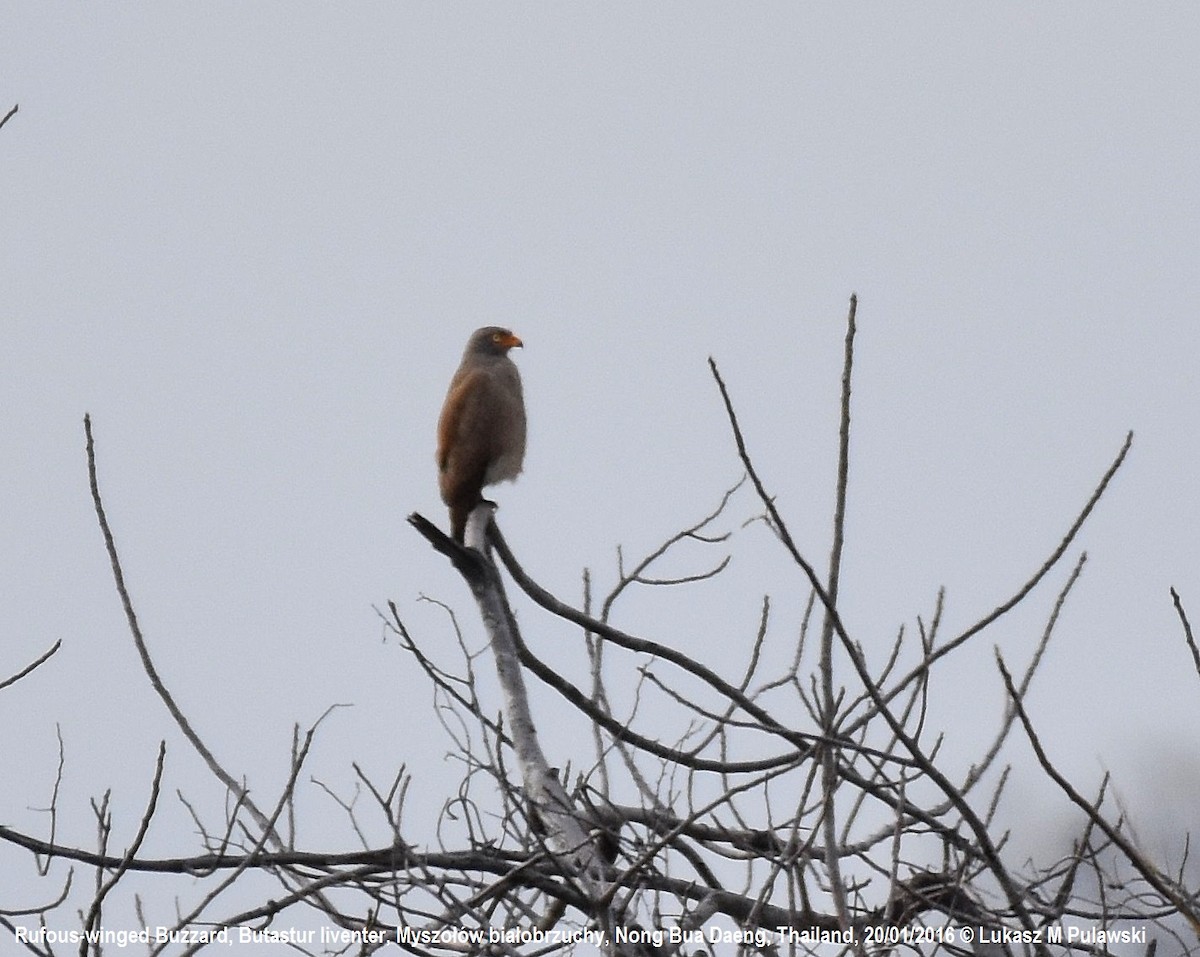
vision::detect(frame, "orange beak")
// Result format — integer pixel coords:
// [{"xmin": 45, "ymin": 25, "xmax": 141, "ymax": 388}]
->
[{"xmin": 501, "ymin": 332, "xmax": 524, "ymax": 349}]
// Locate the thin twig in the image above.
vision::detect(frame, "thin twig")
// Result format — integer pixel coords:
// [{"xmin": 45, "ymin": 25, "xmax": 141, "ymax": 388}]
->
[
  {"xmin": 1170, "ymin": 587, "xmax": 1200, "ymax": 680},
  {"xmin": 80, "ymin": 742, "xmax": 167, "ymax": 956},
  {"xmin": 84, "ymin": 416, "xmax": 277, "ymax": 838},
  {"xmin": 997, "ymin": 652, "xmax": 1200, "ymax": 932},
  {"xmin": 818, "ymin": 294, "xmax": 858, "ymax": 947},
  {"xmin": 0, "ymin": 639, "xmax": 62, "ymax": 692},
  {"xmin": 863, "ymin": 432, "xmax": 1134, "ymax": 725},
  {"xmin": 82, "ymin": 415, "xmax": 346, "ymax": 921},
  {"xmin": 485, "ymin": 518, "xmax": 815, "ymax": 752}
]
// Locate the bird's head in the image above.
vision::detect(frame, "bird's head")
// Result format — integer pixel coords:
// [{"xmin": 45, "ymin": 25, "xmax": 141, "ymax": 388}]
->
[{"xmin": 467, "ymin": 326, "xmax": 524, "ymax": 358}]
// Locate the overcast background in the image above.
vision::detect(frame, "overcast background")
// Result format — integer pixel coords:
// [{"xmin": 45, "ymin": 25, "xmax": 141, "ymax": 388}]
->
[{"xmin": 2, "ymin": 2, "xmax": 1198, "ymax": 933}]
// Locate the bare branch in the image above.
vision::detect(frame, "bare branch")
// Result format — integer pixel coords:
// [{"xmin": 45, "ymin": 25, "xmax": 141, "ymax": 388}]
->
[
  {"xmin": 84, "ymin": 416, "xmax": 277, "ymax": 837},
  {"xmin": 818, "ymin": 293, "xmax": 858, "ymax": 946},
  {"xmin": 865, "ymin": 432, "xmax": 1133, "ymax": 722},
  {"xmin": 80, "ymin": 742, "xmax": 166, "ymax": 955},
  {"xmin": 997, "ymin": 652, "xmax": 1200, "ymax": 931},
  {"xmin": 0, "ymin": 639, "xmax": 62, "ymax": 693},
  {"xmin": 2, "ymin": 307, "xmax": 1177, "ymax": 954},
  {"xmin": 1170, "ymin": 587, "xmax": 1200, "ymax": 680}
]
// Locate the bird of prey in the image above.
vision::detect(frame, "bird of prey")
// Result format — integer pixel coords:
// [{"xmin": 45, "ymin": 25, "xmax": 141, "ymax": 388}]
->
[{"xmin": 436, "ymin": 327, "xmax": 526, "ymax": 543}]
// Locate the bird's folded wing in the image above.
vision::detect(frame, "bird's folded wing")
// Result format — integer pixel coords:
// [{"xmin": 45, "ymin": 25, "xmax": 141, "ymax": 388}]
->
[{"xmin": 437, "ymin": 367, "xmax": 504, "ymax": 474}]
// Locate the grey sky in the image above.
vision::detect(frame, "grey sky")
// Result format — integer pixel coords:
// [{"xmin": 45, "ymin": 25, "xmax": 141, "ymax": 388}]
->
[{"xmin": 2, "ymin": 2, "xmax": 1198, "ymax": 926}]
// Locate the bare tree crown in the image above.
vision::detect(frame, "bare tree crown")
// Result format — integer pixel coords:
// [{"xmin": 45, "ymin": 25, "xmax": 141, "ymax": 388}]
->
[{"xmin": 2, "ymin": 298, "xmax": 1195, "ymax": 957}]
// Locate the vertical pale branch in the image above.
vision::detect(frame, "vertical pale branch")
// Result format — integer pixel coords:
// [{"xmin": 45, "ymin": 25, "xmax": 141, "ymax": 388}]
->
[
  {"xmin": 818, "ymin": 294, "xmax": 858, "ymax": 946},
  {"xmin": 408, "ymin": 512, "xmax": 610, "ymax": 896},
  {"xmin": 823, "ymin": 292, "xmax": 857, "ymax": 647},
  {"xmin": 582, "ymin": 568, "xmax": 614, "ymax": 799}
]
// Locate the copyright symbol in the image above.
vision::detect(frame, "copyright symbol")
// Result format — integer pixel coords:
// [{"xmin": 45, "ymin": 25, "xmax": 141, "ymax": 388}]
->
[{"xmin": 959, "ymin": 927, "xmax": 974, "ymax": 943}]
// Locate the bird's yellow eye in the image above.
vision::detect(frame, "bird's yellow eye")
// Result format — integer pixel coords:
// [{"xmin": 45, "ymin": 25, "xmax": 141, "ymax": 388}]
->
[{"xmin": 492, "ymin": 332, "xmax": 503, "ymax": 342}]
